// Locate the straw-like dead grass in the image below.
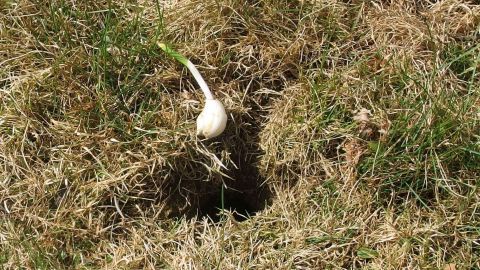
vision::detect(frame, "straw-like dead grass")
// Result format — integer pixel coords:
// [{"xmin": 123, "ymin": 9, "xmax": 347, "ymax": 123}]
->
[{"xmin": 1, "ymin": 0, "xmax": 479, "ymax": 269}]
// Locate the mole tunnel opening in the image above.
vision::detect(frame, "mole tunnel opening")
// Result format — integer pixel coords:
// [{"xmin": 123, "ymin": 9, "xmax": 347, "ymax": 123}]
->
[
  {"xmin": 194, "ymin": 149, "xmax": 273, "ymax": 222},
  {"xmin": 197, "ymin": 182, "xmax": 271, "ymax": 222},
  {"xmin": 156, "ymin": 104, "xmax": 276, "ymax": 223}
]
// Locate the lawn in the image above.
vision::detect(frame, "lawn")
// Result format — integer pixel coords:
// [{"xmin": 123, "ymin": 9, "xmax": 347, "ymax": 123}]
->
[{"xmin": 0, "ymin": 0, "xmax": 479, "ymax": 269}]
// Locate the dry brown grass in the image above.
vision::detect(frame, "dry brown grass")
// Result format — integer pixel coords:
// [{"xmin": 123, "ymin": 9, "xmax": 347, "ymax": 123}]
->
[{"xmin": 1, "ymin": 0, "xmax": 479, "ymax": 269}]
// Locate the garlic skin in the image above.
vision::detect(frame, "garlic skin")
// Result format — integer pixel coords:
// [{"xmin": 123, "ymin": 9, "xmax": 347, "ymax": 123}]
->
[{"xmin": 196, "ymin": 99, "xmax": 227, "ymax": 139}]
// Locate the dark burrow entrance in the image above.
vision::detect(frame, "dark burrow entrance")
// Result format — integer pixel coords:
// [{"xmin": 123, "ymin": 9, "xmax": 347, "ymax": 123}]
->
[
  {"xmin": 103, "ymin": 89, "xmax": 276, "ymax": 226},
  {"xmin": 194, "ymin": 161, "xmax": 272, "ymax": 223},
  {"xmin": 195, "ymin": 103, "xmax": 274, "ymax": 222},
  {"xmin": 185, "ymin": 133, "xmax": 273, "ymax": 222},
  {"xmin": 197, "ymin": 183, "xmax": 271, "ymax": 222},
  {"xmin": 174, "ymin": 106, "xmax": 274, "ymax": 222}
]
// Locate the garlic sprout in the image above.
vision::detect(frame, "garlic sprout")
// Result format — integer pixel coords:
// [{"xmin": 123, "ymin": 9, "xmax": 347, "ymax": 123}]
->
[{"xmin": 158, "ymin": 43, "xmax": 227, "ymax": 139}]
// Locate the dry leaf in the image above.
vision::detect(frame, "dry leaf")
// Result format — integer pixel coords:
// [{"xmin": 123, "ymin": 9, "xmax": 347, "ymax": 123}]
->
[{"xmin": 443, "ymin": 263, "xmax": 456, "ymax": 270}]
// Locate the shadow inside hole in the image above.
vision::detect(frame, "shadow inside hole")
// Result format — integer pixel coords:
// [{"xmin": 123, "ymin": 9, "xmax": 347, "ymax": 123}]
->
[
  {"xmin": 200, "ymin": 110, "xmax": 273, "ymax": 221},
  {"xmin": 188, "ymin": 108, "xmax": 273, "ymax": 222},
  {"xmin": 197, "ymin": 181, "xmax": 272, "ymax": 223},
  {"xmin": 160, "ymin": 136, "xmax": 273, "ymax": 223}
]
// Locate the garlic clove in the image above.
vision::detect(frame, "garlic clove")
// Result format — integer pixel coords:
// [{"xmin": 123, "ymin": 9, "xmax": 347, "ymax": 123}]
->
[{"xmin": 196, "ymin": 99, "xmax": 227, "ymax": 139}]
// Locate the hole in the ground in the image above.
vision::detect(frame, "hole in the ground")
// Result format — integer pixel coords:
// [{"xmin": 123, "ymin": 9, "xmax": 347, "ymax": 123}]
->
[
  {"xmin": 181, "ymin": 108, "xmax": 273, "ymax": 222},
  {"xmin": 200, "ymin": 108, "xmax": 273, "ymax": 222},
  {"xmin": 98, "ymin": 81, "xmax": 281, "ymax": 228},
  {"xmin": 197, "ymin": 184, "xmax": 270, "ymax": 222},
  {"xmin": 188, "ymin": 129, "xmax": 273, "ymax": 222}
]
